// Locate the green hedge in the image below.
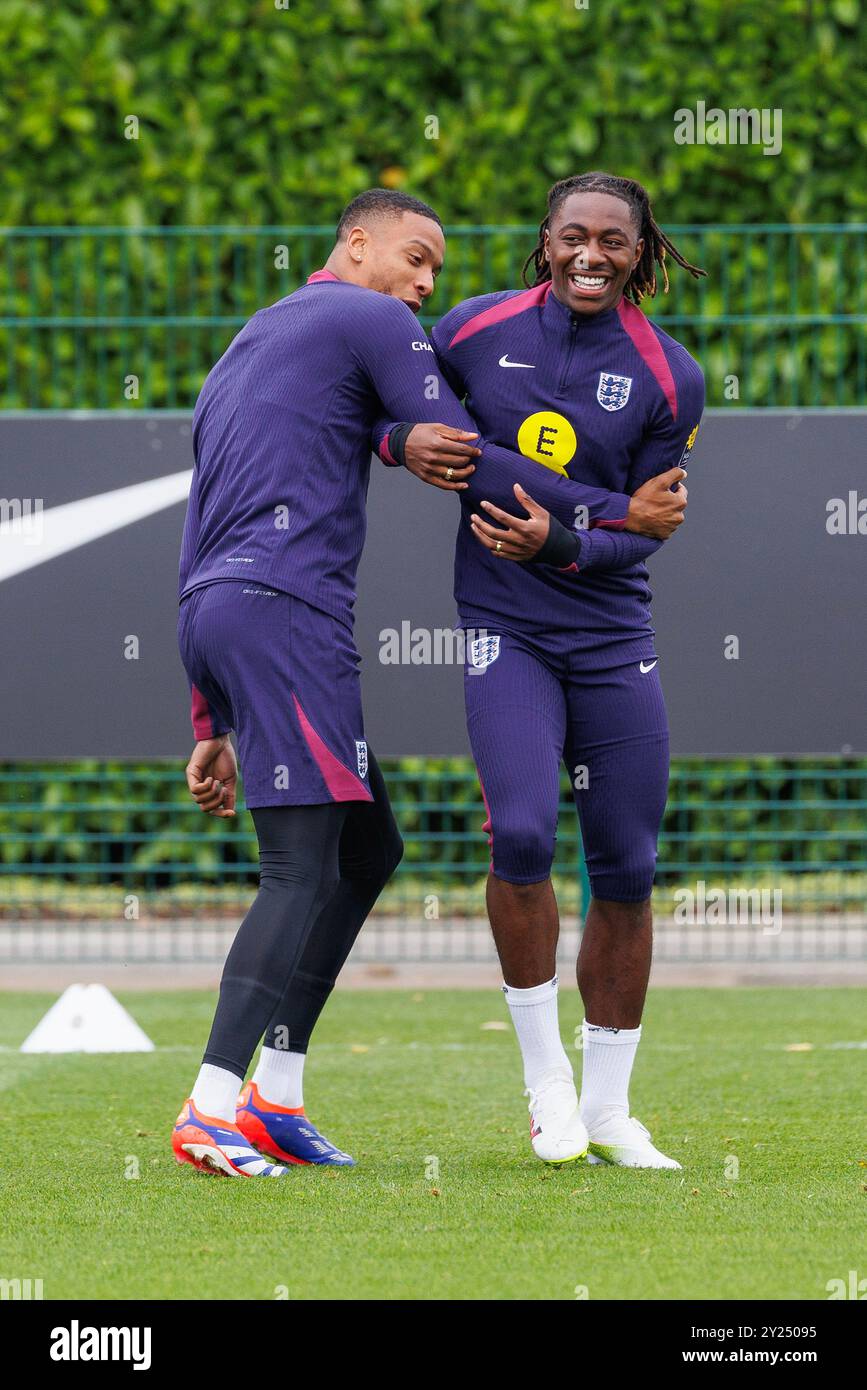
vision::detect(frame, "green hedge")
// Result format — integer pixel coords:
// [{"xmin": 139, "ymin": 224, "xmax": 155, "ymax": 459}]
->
[
  {"xmin": 3, "ymin": 2, "xmax": 865, "ymax": 407},
  {"xmin": 2, "ymin": 0, "xmax": 865, "ymax": 228}
]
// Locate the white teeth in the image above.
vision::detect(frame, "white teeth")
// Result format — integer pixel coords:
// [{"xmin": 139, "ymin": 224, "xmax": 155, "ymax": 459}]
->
[{"xmin": 571, "ymin": 274, "xmax": 607, "ymax": 289}]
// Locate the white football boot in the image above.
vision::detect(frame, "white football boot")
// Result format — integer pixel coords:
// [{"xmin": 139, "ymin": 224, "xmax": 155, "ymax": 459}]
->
[
  {"xmin": 526, "ymin": 1069, "xmax": 589, "ymax": 1165},
  {"xmin": 584, "ymin": 1111, "xmax": 681, "ymax": 1168}
]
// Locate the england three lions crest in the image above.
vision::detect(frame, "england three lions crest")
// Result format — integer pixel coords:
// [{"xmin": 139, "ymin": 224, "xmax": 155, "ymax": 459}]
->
[
  {"xmin": 597, "ymin": 372, "xmax": 632, "ymax": 411},
  {"xmin": 355, "ymin": 740, "xmax": 368, "ymax": 778},
  {"xmin": 469, "ymin": 635, "xmax": 500, "ymax": 671}
]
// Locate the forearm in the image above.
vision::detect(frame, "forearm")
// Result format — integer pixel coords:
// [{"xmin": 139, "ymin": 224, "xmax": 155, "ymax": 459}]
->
[
  {"xmin": 531, "ymin": 513, "xmax": 661, "ymax": 574},
  {"xmin": 377, "ymin": 419, "xmax": 629, "ymax": 529},
  {"xmin": 570, "ymin": 525, "xmax": 662, "ymax": 572},
  {"xmin": 467, "ymin": 441, "xmax": 629, "ymax": 530}
]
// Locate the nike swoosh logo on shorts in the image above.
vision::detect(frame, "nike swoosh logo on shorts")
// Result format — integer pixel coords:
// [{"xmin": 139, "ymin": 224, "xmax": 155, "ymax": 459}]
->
[
  {"xmin": 498, "ymin": 355, "xmax": 535, "ymax": 368},
  {"xmin": 639, "ymin": 659, "xmax": 658, "ymax": 673}
]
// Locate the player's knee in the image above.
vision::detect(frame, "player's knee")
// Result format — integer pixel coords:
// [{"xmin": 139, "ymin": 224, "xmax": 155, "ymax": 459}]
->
[
  {"xmin": 492, "ymin": 818, "xmax": 556, "ymax": 884},
  {"xmin": 258, "ymin": 851, "xmax": 322, "ymax": 893},
  {"xmin": 383, "ymin": 827, "xmax": 404, "ymax": 881},
  {"xmin": 341, "ymin": 824, "xmax": 403, "ymax": 888},
  {"xmin": 371, "ymin": 825, "xmax": 404, "ymax": 887},
  {"xmin": 588, "ymin": 848, "xmax": 657, "ymax": 903}
]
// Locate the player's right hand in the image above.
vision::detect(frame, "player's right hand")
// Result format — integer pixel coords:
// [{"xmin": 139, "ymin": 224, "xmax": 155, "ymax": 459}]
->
[
  {"xmin": 185, "ymin": 736, "xmax": 238, "ymax": 817},
  {"xmin": 625, "ymin": 467, "xmax": 688, "ymax": 539},
  {"xmin": 404, "ymin": 423, "xmax": 481, "ymax": 490}
]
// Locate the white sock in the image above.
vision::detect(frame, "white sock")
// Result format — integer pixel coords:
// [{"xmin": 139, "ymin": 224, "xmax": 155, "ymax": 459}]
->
[
  {"xmin": 190, "ymin": 1063, "xmax": 242, "ymax": 1123},
  {"xmin": 578, "ymin": 1019, "xmax": 642, "ymax": 1128},
  {"xmin": 503, "ymin": 976, "xmax": 572, "ymax": 1091},
  {"xmin": 251, "ymin": 1046, "xmax": 305, "ymax": 1110}
]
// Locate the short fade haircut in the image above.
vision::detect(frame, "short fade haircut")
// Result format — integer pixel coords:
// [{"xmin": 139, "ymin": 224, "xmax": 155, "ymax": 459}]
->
[{"xmin": 336, "ymin": 188, "xmax": 442, "ymax": 241}]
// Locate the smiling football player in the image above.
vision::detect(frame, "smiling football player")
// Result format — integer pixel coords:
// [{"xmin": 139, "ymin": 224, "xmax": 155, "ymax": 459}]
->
[{"xmin": 375, "ymin": 172, "xmax": 706, "ymax": 1168}]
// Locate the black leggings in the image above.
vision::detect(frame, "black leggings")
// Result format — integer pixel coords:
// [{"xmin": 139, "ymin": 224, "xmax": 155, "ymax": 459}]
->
[{"xmin": 202, "ymin": 752, "xmax": 403, "ymax": 1078}]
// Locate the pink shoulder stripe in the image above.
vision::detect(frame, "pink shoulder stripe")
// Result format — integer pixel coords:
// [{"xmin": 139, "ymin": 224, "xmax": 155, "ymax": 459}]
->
[
  {"xmin": 306, "ymin": 269, "xmax": 341, "ymax": 284},
  {"xmin": 292, "ymin": 694, "xmax": 373, "ymax": 802},
  {"xmin": 616, "ymin": 300, "xmax": 678, "ymax": 420},
  {"xmin": 449, "ymin": 283, "xmax": 552, "ymax": 349}
]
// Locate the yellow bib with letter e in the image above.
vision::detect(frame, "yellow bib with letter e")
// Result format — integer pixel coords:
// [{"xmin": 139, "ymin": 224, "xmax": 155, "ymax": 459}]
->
[{"xmin": 516, "ymin": 411, "xmax": 578, "ymax": 476}]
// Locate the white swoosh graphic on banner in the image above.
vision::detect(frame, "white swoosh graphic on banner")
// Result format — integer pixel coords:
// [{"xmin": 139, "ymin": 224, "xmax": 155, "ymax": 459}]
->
[{"xmin": 0, "ymin": 469, "xmax": 193, "ymax": 583}]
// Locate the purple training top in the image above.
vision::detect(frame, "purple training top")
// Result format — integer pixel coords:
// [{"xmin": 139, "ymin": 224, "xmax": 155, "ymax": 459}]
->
[
  {"xmin": 376, "ymin": 283, "xmax": 704, "ymax": 654},
  {"xmin": 180, "ymin": 271, "xmax": 638, "ymax": 628}
]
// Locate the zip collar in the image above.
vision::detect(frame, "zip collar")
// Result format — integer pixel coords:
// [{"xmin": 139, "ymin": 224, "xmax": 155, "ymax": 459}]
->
[{"xmin": 543, "ymin": 285, "xmax": 620, "ymax": 332}]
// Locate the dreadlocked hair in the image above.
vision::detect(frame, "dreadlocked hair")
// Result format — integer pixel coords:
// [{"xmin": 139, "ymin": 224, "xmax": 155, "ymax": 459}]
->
[{"xmin": 521, "ymin": 171, "xmax": 706, "ymax": 304}]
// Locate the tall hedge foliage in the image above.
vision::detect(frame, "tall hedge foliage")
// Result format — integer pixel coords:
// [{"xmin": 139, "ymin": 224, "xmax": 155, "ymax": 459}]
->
[{"xmin": 2, "ymin": 0, "xmax": 865, "ymax": 229}]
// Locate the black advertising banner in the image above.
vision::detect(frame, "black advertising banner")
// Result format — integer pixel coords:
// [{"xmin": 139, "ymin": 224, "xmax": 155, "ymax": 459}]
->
[{"xmin": 1, "ymin": 411, "xmax": 864, "ymax": 758}]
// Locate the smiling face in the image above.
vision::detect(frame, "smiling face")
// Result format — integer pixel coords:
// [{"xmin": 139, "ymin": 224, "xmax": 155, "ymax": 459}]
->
[
  {"xmin": 544, "ymin": 190, "xmax": 644, "ymax": 317},
  {"xmin": 344, "ymin": 211, "xmax": 445, "ymax": 313}
]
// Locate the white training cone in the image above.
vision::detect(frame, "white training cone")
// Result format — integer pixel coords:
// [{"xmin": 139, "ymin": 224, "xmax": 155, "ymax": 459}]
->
[{"xmin": 20, "ymin": 984, "xmax": 155, "ymax": 1053}]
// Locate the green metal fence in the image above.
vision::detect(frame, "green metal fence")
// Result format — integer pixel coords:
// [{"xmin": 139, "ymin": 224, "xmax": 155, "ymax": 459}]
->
[
  {"xmin": 2, "ymin": 224, "xmax": 865, "ymax": 409},
  {"xmin": 1, "ymin": 760, "xmax": 864, "ymax": 965}
]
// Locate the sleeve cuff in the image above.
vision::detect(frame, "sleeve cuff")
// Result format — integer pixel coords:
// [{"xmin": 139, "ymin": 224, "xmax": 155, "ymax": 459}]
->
[
  {"xmin": 379, "ymin": 432, "xmax": 399, "ymax": 466},
  {"xmin": 378, "ymin": 422, "xmax": 413, "ymax": 467},
  {"xmin": 531, "ymin": 513, "xmax": 582, "ymax": 569}
]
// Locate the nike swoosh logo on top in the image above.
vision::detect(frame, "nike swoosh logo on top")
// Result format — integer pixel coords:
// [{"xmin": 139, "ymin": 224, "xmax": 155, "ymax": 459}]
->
[
  {"xmin": 0, "ymin": 470, "xmax": 193, "ymax": 583},
  {"xmin": 498, "ymin": 355, "xmax": 535, "ymax": 368},
  {"xmin": 639, "ymin": 660, "xmax": 659, "ymax": 673}
]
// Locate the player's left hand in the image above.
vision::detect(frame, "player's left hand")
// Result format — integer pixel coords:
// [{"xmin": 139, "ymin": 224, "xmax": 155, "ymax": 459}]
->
[
  {"xmin": 470, "ymin": 484, "xmax": 550, "ymax": 560},
  {"xmin": 404, "ymin": 423, "xmax": 481, "ymax": 490},
  {"xmin": 185, "ymin": 736, "xmax": 238, "ymax": 817}
]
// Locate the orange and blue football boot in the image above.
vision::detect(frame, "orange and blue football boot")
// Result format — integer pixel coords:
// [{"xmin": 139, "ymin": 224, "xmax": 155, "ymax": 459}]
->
[
  {"xmin": 236, "ymin": 1082, "xmax": 356, "ymax": 1166},
  {"xmin": 172, "ymin": 1098, "xmax": 288, "ymax": 1177}
]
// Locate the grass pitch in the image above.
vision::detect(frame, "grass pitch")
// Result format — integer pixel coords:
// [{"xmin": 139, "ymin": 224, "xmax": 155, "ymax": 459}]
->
[{"xmin": 0, "ymin": 988, "xmax": 863, "ymax": 1301}]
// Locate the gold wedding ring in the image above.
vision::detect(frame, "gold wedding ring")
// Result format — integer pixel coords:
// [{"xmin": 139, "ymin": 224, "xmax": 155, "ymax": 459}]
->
[
  {"xmin": 495, "ymin": 540, "xmax": 503, "ymax": 553},
  {"xmin": 445, "ymin": 467, "xmax": 454, "ymax": 481}
]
